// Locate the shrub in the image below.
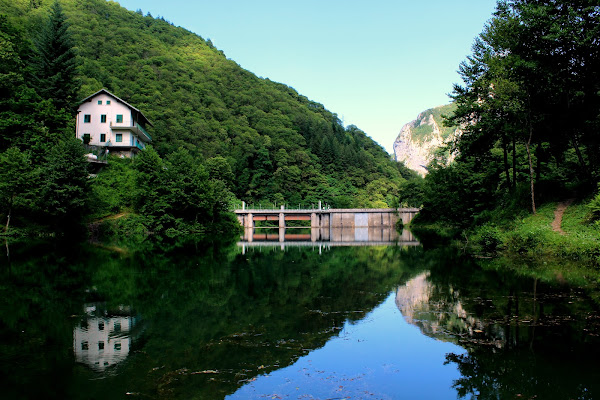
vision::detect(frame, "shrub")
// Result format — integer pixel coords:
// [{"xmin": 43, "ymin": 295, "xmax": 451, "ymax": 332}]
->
[
  {"xmin": 587, "ymin": 186, "xmax": 600, "ymax": 221},
  {"xmin": 476, "ymin": 224, "xmax": 503, "ymax": 254}
]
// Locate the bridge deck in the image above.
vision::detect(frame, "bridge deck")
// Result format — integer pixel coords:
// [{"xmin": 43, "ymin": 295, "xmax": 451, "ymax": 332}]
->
[
  {"xmin": 235, "ymin": 208, "xmax": 420, "ymax": 229},
  {"xmin": 234, "ymin": 208, "xmax": 420, "ymax": 214}
]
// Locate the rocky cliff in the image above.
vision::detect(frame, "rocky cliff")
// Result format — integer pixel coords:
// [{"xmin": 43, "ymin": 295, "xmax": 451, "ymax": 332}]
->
[{"xmin": 393, "ymin": 103, "xmax": 459, "ymax": 176}]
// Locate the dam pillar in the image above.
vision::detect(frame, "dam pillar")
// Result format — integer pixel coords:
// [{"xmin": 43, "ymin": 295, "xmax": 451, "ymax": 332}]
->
[
  {"xmin": 279, "ymin": 205, "xmax": 285, "ymax": 228},
  {"xmin": 279, "ymin": 227, "xmax": 285, "ymax": 243}
]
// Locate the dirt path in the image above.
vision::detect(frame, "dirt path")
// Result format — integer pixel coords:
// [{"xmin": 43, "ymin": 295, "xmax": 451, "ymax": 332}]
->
[
  {"xmin": 92, "ymin": 212, "xmax": 130, "ymax": 224},
  {"xmin": 552, "ymin": 199, "xmax": 575, "ymax": 235}
]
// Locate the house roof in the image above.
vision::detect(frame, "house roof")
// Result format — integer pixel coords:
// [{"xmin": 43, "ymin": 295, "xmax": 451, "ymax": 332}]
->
[{"xmin": 79, "ymin": 89, "xmax": 154, "ymax": 127}]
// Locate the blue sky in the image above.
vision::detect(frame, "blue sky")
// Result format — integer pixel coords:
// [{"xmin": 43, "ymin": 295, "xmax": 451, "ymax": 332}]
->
[{"xmin": 116, "ymin": 0, "xmax": 497, "ymax": 153}]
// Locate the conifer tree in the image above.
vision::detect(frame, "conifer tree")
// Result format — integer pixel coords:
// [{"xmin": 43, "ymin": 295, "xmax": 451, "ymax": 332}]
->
[
  {"xmin": 0, "ymin": 16, "xmax": 39, "ymax": 152},
  {"xmin": 32, "ymin": 1, "xmax": 79, "ymax": 116}
]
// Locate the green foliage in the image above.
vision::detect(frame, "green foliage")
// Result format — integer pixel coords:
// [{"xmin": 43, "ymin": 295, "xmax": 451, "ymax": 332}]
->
[
  {"xmin": 398, "ymin": 179, "xmax": 425, "ymax": 208},
  {"xmin": 588, "ymin": 186, "xmax": 600, "ymax": 222},
  {"xmin": 420, "ymin": 0, "xmax": 600, "ymax": 228},
  {"xmin": 31, "ymin": 0, "xmax": 79, "ymax": 114},
  {"xmin": 411, "ymin": 103, "xmax": 459, "ymax": 144},
  {"xmin": 54, "ymin": 0, "xmax": 407, "ymax": 206},
  {"xmin": 0, "ymin": 0, "xmax": 421, "ymax": 237},
  {"xmin": 133, "ymin": 146, "xmax": 236, "ymax": 235},
  {"xmin": 474, "ymin": 224, "xmax": 503, "ymax": 254},
  {"xmin": 88, "ymin": 156, "xmax": 136, "ymax": 217},
  {"xmin": 41, "ymin": 137, "xmax": 89, "ymax": 224},
  {"xmin": 0, "ymin": 147, "xmax": 35, "ymax": 232},
  {"xmin": 468, "ymin": 201, "xmax": 600, "ymax": 267},
  {"xmin": 411, "ymin": 123, "xmax": 434, "ymax": 143}
]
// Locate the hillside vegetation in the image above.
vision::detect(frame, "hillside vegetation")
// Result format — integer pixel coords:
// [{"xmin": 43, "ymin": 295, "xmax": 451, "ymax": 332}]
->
[
  {"xmin": 0, "ymin": 0, "xmax": 419, "ymax": 236},
  {"xmin": 410, "ymin": 103, "xmax": 459, "ymax": 144},
  {"xmin": 414, "ymin": 0, "xmax": 600, "ymax": 269}
]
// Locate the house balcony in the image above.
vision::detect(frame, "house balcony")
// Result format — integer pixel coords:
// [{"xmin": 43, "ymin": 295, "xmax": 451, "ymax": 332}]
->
[{"xmin": 110, "ymin": 122, "xmax": 152, "ymax": 142}]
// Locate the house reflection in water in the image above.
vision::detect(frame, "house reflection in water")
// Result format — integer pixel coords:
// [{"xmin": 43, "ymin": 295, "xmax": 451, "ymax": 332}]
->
[{"xmin": 73, "ymin": 303, "xmax": 139, "ymax": 372}]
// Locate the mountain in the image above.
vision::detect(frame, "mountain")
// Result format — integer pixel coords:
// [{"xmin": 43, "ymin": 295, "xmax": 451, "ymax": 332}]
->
[
  {"xmin": 393, "ymin": 103, "xmax": 459, "ymax": 176},
  {"xmin": 0, "ymin": 0, "xmax": 412, "ymax": 208}
]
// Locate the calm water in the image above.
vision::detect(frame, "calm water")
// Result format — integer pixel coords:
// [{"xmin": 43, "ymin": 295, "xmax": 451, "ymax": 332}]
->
[{"xmin": 1, "ymin": 232, "xmax": 600, "ymax": 399}]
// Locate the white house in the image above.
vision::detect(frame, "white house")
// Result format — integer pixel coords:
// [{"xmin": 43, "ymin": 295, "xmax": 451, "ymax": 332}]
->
[{"xmin": 76, "ymin": 89, "xmax": 153, "ymax": 157}]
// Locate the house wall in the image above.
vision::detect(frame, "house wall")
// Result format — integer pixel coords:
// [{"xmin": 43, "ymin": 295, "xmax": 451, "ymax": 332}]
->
[{"xmin": 77, "ymin": 94, "xmax": 133, "ymax": 146}]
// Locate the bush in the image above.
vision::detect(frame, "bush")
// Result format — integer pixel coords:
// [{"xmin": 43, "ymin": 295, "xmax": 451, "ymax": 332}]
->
[
  {"xmin": 505, "ymin": 226, "xmax": 551, "ymax": 255},
  {"xmin": 587, "ymin": 187, "xmax": 600, "ymax": 221},
  {"xmin": 476, "ymin": 224, "xmax": 503, "ymax": 254}
]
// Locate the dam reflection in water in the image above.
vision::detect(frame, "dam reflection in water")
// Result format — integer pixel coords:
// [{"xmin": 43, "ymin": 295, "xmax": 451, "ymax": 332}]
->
[{"xmin": 239, "ymin": 227, "xmax": 418, "ymax": 252}]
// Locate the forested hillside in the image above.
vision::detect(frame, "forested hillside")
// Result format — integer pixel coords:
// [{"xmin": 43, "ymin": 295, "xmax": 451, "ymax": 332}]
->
[
  {"xmin": 0, "ymin": 0, "xmax": 419, "ymax": 235},
  {"xmin": 3, "ymin": 0, "xmax": 412, "ymax": 204}
]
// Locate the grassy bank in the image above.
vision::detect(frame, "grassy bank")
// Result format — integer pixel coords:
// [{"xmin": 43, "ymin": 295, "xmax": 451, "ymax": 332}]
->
[
  {"xmin": 470, "ymin": 201, "xmax": 599, "ymax": 265},
  {"xmin": 412, "ymin": 199, "xmax": 600, "ymax": 286}
]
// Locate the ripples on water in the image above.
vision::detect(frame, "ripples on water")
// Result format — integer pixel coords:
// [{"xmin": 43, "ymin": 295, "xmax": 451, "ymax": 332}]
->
[{"xmin": 1, "ymin": 233, "xmax": 600, "ymax": 399}]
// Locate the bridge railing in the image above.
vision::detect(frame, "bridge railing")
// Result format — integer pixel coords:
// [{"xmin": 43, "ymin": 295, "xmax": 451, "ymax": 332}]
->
[{"xmin": 231, "ymin": 202, "xmax": 331, "ymax": 211}]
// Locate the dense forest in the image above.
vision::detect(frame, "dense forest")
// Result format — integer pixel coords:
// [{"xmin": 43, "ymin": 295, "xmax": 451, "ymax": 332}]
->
[
  {"xmin": 0, "ymin": 0, "xmax": 420, "ymax": 236},
  {"xmin": 419, "ymin": 0, "xmax": 600, "ymax": 228}
]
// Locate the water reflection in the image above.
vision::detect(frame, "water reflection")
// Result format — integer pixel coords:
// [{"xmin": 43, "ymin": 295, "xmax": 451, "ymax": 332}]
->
[
  {"xmin": 239, "ymin": 227, "xmax": 419, "ymax": 251},
  {"xmin": 394, "ymin": 260, "xmax": 600, "ymax": 399},
  {"xmin": 73, "ymin": 303, "xmax": 140, "ymax": 372},
  {"xmin": 395, "ymin": 272, "xmax": 501, "ymax": 346},
  {"xmin": 3, "ymin": 240, "xmax": 600, "ymax": 400}
]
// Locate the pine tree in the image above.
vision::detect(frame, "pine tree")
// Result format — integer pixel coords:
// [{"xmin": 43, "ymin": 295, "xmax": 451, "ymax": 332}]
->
[
  {"xmin": 32, "ymin": 1, "xmax": 79, "ymax": 116},
  {"xmin": 0, "ymin": 16, "xmax": 40, "ymax": 152}
]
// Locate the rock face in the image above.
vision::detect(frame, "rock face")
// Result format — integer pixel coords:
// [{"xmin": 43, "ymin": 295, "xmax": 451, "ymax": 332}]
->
[{"xmin": 393, "ymin": 103, "xmax": 460, "ymax": 176}]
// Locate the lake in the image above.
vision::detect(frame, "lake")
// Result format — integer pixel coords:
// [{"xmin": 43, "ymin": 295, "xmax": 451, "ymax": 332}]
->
[{"xmin": 1, "ymin": 229, "xmax": 600, "ymax": 399}]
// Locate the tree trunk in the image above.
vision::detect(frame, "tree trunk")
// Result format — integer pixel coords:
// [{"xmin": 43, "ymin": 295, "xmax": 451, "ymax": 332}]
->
[
  {"xmin": 535, "ymin": 140, "xmax": 542, "ymax": 184},
  {"xmin": 4, "ymin": 208, "xmax": 9, "ymax": 233},
  {"xmin": 571, "ymin": 133, "xmax": 589, "ymax": 178},
  {"xmin": 525, "ymin": 91, "xmax": 536, "ymax": 215},
  {"xmin": 4, "ymin": 196, "xmax": 13, "ymax": 233},
  {"xmin": 526, "ymin": 124, "xmax": 536, "ymax": 214},
  {"xmin": 502, "ymin": 133, "xmax": 511, "ymax": 189},
  {"xmin": 512, "ymin": 137, "xmax": 517, "ymax": 189}
]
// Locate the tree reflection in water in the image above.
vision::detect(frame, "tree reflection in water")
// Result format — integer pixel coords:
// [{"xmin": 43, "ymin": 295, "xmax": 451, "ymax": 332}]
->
[
  {"xmin": 2, "ymin": 239, "xmax": 600, "ymax": 399},
  {"xmin": 394, "ymin": 250, "xmax": 600, "ymax": 399}
]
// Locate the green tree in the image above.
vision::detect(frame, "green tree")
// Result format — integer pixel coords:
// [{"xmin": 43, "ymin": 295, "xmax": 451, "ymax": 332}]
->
[
  {"xmin": 428, "ymin": 0, "xmax": 600, "ymax": 225},
  {"xmin": 40, "ymin": 138, "xmax": 89, "ymax": 225},
  {"xmin": 0, "ymin": 148, "xmax": 35, "ymax": 232},
  {"xmin": 0, "ymin": 15, "xmax": 41, "ymax": 152},
  {"xmin": 31, "ymin": 0, "xmax": 80, "ymax": 131}
]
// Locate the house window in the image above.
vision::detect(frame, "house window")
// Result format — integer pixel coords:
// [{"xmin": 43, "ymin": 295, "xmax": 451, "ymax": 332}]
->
[
  {"xmin": 98, "ymin": 341, "xmax": 104, "ymax": 350},
  {"xmin": 114, "ymin": 342, "xmax": 121, "ymax": 351},
  {"xmin": 100, "ymin": 133, "xmax": 106, "ymax": 142},
  {"xmin": 98, "ymin": 322, "xmax": 104, "ymax": 331},
  {"xmin": 81, "ymin": 341, "xmax": 89, "ymax": 351},
  {"xmin": 116, "ymin": 114, "xmax": 123, "ymax": 123},
  {"xmin": 98, "ymin": 100, "xmax": 102, "ymax": 105},
  {"xmin": 82, "ymin": 133, "xmax": 91, "ymax": 144},
  {"xmin": 106, "ymin": 100, "xmax": 111, "ymax": 105},
  {"xmin": 101, "ymin": 115, "xmax": 106, "ymax": 123},
  {"xmin": 116, "ymin": 133, "xmax": 123, "ymax": 142},
  {"xmin": 84, "ymin": 114, "xmax": 91, "ymax": 123}
]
